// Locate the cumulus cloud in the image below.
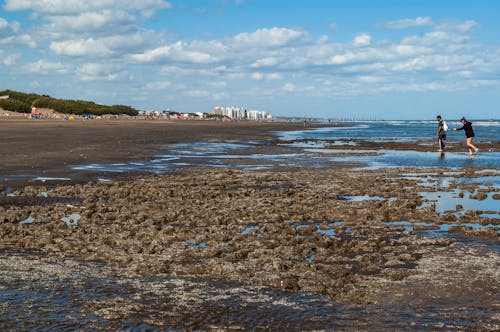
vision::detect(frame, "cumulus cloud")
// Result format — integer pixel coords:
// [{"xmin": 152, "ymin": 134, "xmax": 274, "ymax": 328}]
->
[
  {"xmin": 0, "ymin": 34, "xmax": 36, "ymax": 48},
  {"xmin": 24, "ymin": 59, "xmax": 69, "ymax": 74},
  {"xmin": 282, "ymin": 83, "xmax": 296, "ymax": 92},
  {"xmin": 0, "ymin": 18, "xmax": 8, "ymax": 30},
  {"xmin": 353, "ymin": 33, "xmax": 371, "ymax": 47},
  {"xmin": 130, "ymin": 41, "xmax": 218, "ymax": 63},
  {"xmin": 251, "ymin": 57, "xmax": 279, "ymax": 68},
  {"xmin": 186, "ymin": 90, "xmax": 210, "ymax": 97},
  {"xmin": 435, "ymin": 19, "xmax": 478, "ymax": 32},
  {"xmin": 4, "ymin": 0, "xmax": 172, "ymax": 58},
  {"xmin": 145, "ymin": 81, "xmax": 172, "ymax": 90},
  {"xmin": 231, "ymin": 27, "xmax": 308, "ymax": 48},
  {"xmin": 76, "ymin": 62, "xmax": 129, "ymax": 81},
  {"xmin": 1, "ymin": 53, "xmax": 20, "ymax": 66},
  {"xmin": 382, "ymin": 16, "xmax": 432, "ymax": 29},
  {"xmin": 50, "ymin": 38, "xmax": 113, "ymax": 57},
  {"xmin": 0, "ymin": 17, "xmax": 36, "ymax": 47},
  {"xmin": 44, "ymin": 10, "xmax": 137, "ymax": 34},
  {"xmin": 4, "ymin": 0, "xmax": 172, "ymax": 16}
]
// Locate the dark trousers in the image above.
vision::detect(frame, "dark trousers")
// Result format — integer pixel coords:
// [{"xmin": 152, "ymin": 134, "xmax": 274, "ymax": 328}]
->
[{"xmin": 438, "ymin": 134, "xmax": 446, "ymax": 150}]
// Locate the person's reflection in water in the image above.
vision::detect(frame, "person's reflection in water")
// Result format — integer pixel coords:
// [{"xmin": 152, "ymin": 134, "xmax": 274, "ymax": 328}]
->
[{"xmin": 464, "ymin": 159, "xmax": 475, "ymax": 178}]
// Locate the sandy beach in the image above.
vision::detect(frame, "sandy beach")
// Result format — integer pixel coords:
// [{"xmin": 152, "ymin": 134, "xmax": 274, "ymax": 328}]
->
[
  {"xmin": 0, "ymin": 118, "xmax": 309, "ymax": 178},
  {"xmin": 0, "ymin": 118, "xmax": 498, "ymax": 330}
]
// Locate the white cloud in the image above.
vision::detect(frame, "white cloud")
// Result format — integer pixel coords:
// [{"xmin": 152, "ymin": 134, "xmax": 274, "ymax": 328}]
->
[
  {"xmin": 0, "ymin": 18, "xmax": 8, "ymax": 30},
  {"xmin": 0, "ymin": 17, "xmax": 36, "ymax": 47},
  {"xmin": 130, "ymin": 41, "xmax": 218, "ymax": 63},
  {"xmin": 0, "ymin": 52, "xmax": 20, "ymax": 66},
  {"xmin": 24, "ymin": 59, "xmax": 69, "ymax": 74},
  {"xmin": 4, "ymin": 0, "xmax": 172, "ymax": 16},
  {"xmin": 251, "ymin": 57, "xmax": 279, "ymax": 68},
  {"xmin": 0, "ymin": 34, "xmax": 37, "ymax": 48},
  {"xmin": 145, "ymin": 81, "xmax": 172, "ymax": 90},
  {"xmin": 353, "ymin": 33, "xmax": 371, "ymax": 47},
  {"xmin": 231, "ymin": 27, "xmax": 308, "ymax": 48},
  {"xmin": 50, "ymin": 38, "xmax": 113, "ymax": 57},
  {"xmin": 45, "ymin": 10, "xmax": 137, "ymax": 34},
  {"xmin": 282, "ymin": 83, "xmax": 296, "ymax": 92},
  {"xmin": 186, "ymin": 90, "xmax": 210, "ymax": 97},
  {"xmin": 383, "ymin": 16, "xmax": 432, "ymax": 29},
  {"xmin": 212, "ymin": 92, "xmax": 229, "ymax": 101},
  {"xmin": 435, "ymin": 19, "xmax": 478, "ymax": 32},
  {"xmin": 250, "ymin": 72, "xmax": 264, "ymax": 80},
  {"xmin": 402, "ymin": 31, "xmax": 469, "ymax": 46},
  {"xmin": 208, "ymin": 81, "xmax": 227, "ymax": 88},
  {"xmin": 76, "ymin": 63, "xmax": 129, "ymax": 81}
]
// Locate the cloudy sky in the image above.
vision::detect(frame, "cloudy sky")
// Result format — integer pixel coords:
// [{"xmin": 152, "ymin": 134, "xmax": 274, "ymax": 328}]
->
[{"xmin": 1, "ymin": 0, "xmax": 499, "ymax": 119}]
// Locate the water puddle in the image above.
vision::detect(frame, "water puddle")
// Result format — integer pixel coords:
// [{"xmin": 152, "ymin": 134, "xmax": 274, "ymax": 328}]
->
[
  {"xmin": 419, "ymin": 190, "xmax": 499, "ymax": 219},
  {"xmin": 342, "ymin": 195, "xmax": 397, "ymax": 202},
  {"xmin": 61, "ymin": 213, "xmax": 80, "ymax": 226},
  {"xmin": 316, "ymin": 149, "xmax": 500, "ymax": 169},
  {"xmin": 68, "ymin": 138, "xmax": 500, "ymax": 174},
  {"xmin": 5, "ymin": 186, "xmax": 15, "ymax": 197},
  {"xmin": 185, "ymin": 239, "xmax": 208, "ymax": 250},
  {"xmin": 33, "ymin": 177, "xmax": 71, "ymax": 182},
  {"xmin": 241, "ymin": 225, "xmax": 259, "ymax": 235},
  {"xmin": 292, "ymin": 221, "xmax": 345, "ymax": 238},
  {"xmin": 19, "ymin": 216, "xmax": 35, "ymax": 225}
]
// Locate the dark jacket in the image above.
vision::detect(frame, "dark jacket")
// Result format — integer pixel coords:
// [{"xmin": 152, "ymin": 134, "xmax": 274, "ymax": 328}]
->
[{"xmin": 457, "ymin": 121, "xmax": 475, "ymax": 138}]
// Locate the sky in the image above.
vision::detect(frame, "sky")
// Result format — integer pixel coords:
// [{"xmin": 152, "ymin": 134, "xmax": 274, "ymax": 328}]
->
[{"xmin": 1, "ymin": 0, "xmax": 499, "ymax": 120}]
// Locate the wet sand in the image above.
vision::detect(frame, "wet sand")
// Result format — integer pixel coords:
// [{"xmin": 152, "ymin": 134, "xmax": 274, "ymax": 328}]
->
[
  {"xmin": 0, "ymin": 119, "xmax": 499, "ymax": 330},
  {"xmin": 0, "ymin": 118, "xmax": 309, "ymax": 179}
]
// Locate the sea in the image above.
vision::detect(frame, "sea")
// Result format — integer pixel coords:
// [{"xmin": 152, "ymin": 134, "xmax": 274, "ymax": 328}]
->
[{"xmin": 71, "ymin": 119, "xmax": 500, "ymax": 173}]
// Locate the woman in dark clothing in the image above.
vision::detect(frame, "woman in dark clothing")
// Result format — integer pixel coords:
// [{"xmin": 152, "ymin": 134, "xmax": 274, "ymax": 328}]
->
[{"xmin": 454, "ymin": 117, "xmax": 478, "ymax": 155}]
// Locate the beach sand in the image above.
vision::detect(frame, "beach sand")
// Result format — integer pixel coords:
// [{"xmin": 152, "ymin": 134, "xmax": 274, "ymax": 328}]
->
[
  {"xmin": 0, "ymin": 118, "xmax": 498, "ymax": 330},
  {"xmin": 0, "ymin": 118, "xmax": 308, "ymax": 177}
]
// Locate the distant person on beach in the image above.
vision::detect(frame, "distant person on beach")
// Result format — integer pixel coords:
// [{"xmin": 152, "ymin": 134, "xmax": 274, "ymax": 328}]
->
[
  {"xmin": 436, "ymin": 115, "xmax": 446, "ymax": 152},
  {"xmin": 454, "ymin": 117, "xmax": 479, "ymax": 156}
]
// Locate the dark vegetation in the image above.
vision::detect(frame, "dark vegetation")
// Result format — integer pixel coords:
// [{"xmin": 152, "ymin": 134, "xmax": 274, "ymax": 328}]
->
[{"xmin": 0, "ymin": 90, "xmax": 139, "ymax": 116}]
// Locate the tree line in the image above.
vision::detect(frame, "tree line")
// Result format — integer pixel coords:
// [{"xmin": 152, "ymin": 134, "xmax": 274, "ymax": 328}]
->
[{"xmin": 0, "ymin": 90, "xmax": 139, "ymax": 116}]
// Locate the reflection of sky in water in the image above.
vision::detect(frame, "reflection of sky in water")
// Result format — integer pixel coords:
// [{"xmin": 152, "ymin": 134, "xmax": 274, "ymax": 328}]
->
[
  {"xmin": 72, "ymin": 145, "xmax": 500, "ymax": 172},
  {"xmin": 278, "ymin": 120, "xmax": 500, "ymax": 143},
  {"xmin": 385, "ymin": 221, "xmax": 499, "ymax": 234},
  {"xmin": 420, "ymin": 190, "xmax": 499, "ymax": 219},
  {"xmin": 70, "ymin": 121, "xmax": 498, "ymax": 173},
  {"xmin": 312, "ymin": 149, "xmax": 500, "ymax": 169}
]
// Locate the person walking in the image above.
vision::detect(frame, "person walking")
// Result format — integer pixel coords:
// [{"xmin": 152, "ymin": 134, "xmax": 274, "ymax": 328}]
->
[
  {"xmin": 436, "ymin": 115, "xmax": 446, "ymax": 152},
  {"xmin": 454, "ymin": 117, "xmax": 479, "ymax": 156}
]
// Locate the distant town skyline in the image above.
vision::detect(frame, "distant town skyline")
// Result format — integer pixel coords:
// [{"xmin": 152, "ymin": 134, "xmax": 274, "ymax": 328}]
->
[{"xmin": 1, "ymin": 0, "xmax": 499, "ymax": 120}]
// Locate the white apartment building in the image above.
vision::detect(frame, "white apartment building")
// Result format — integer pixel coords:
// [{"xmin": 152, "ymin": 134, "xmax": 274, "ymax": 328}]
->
[{"xmin": 213, "ymin": 106, "xmax": 272, "ymax": 120}]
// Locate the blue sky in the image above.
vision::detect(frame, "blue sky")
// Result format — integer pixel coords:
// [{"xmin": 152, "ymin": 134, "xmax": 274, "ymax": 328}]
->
[{"xmin": 1, "ymin": 0, "xmax": 499, "ymax": 119}]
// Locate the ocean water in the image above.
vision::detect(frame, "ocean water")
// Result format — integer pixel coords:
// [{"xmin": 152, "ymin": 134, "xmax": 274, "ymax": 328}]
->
[
  {"xmin": 279, "ymin": 119, "xmax": 500, "ymax": 143},
  {"xmin": 70, "ymin": 120, "xmax": 500, "ymax": 173}
]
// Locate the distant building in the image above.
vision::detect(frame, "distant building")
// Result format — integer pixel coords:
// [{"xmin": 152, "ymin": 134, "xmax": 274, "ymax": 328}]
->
[
  {"xmin": 0, "ymin": 95, "xmax": 9, "ymax": 99},
  {"xmin": 213, "ymin": 106, "xmax": 272, "ymax": 120}
]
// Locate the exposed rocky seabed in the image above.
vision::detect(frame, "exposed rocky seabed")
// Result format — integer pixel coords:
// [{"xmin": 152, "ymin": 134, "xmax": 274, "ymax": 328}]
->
[{"xmin": 1, "ymin": 166, "xmax": 499, "ymax": 330}]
